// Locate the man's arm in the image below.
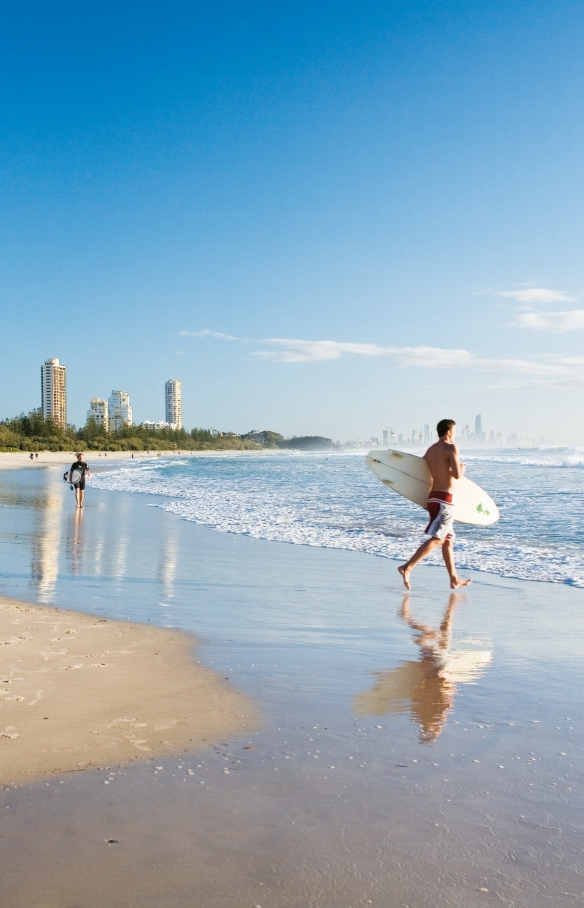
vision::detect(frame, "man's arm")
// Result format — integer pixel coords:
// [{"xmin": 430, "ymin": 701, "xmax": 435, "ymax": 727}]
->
[
  {"xmin": 449, "ymin": 444, "xmax": 464, "ymax": 479},
  {"xmin": 422, "ymin": 450, "xmax": 434, "ymax": 486}
]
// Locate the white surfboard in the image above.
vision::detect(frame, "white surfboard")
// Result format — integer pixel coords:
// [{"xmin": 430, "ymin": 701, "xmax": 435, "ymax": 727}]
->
[
  {"xmin": 366, "ymin": 449, "xmax": 499, "ymax": 526},
  {"xmin": 69, "ymin": 468, "xmax": 83, "ymax": 486}
]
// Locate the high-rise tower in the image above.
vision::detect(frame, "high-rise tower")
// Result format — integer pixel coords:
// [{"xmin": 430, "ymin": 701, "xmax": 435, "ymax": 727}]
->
[
  {"xmin": 108, "ymin": 391, "xmax": 133, "ymax": 430},
  {"xmin": 165, "ymin": 379, "xmax": 182, "ymax": 429},
  {"xmin": 475, "ymin": 413, "xmax": 486, "ymax": 445},
  {"xmin": 41, "ymin": 358, "xmax": 67, "ymax": 428},
  {"xmin": 87, "ymin": 399, "xmax": 109, "ymax": 431}
]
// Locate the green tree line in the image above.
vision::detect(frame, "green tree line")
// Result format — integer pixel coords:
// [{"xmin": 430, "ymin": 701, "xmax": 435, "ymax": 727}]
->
[
  {"xmin": 0, "ymin": 412, "xmax": 261, "ymax": 452},
  {"xmin": 0, "ymin": 412, "xmax": 336, "ymax": 453}
]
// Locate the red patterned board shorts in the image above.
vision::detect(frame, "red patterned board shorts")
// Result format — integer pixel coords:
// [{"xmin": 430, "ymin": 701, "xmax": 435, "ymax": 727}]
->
[{"xmin": 425, "ymin": 491, "xmax": 455, "ymax": 541}]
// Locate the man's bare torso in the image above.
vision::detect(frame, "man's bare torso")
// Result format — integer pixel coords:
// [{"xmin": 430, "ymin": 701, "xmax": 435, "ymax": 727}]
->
[{"xmin": 423, "ymin": 439, "xmax": 462, "ymax": 494}]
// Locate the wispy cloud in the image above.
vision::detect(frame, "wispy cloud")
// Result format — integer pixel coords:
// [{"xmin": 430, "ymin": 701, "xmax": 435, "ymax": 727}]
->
[
  {"xmin": 496, "ymin": 288, "xmax": 577, "ymax": 305},
  {"xmin": 489, "ymin": 373, "xmax": 584, "ymax": 389},
  {"xmin": 185, "ymin": 330, "xmax": 481, "ymax": 368},
  {"xmin": 252, "ymin": 337, "xmax": 567, "ymax": 376},
  {"xmin": 514, "ymin": 310, "xmax": 584, "ymax": 332},
  {"xmin": 179, "ymin": 329, "xmax": 240, "ymax": 340},
  {"xmin": 180, "ymin": 327, "xmax": 584, "ymax": 385},
  {"xmin": 254, "ymin": 339, "xmax": 476, "ymax": 367},
  {"xmin": 496, "ymin": 287, "xmax": 584, "ymax": 332}
]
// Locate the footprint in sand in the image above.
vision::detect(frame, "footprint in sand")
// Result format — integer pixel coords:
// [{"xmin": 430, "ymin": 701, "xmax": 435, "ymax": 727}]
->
[{"xmin": 1, "ymin": 726, "xmax": 20, "ymax": 739}]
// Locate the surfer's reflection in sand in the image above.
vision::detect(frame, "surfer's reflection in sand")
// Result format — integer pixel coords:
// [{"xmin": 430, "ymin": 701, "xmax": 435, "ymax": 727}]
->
[{"xmin": 354, "ymin": 594, "xmax": 492, "ymax": 743}]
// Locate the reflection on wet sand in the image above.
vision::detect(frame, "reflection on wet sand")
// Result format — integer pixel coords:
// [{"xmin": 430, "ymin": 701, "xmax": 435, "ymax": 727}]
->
[
  {"xmin": 354, "ymin": 594, "xmax": 492, "ymax": 742},
  {"xmin": 30, "ymin": 474, "xmax": 64, "ymax": 602},
  {"xmin": 26, "ymin": 476, "xmax": 180, "ymax": 609},
  {"xmin": 158, "ymin": 520, "xmax": 179, "ymax": 606},
  {"xmin": 69, "ymin": 508, "xmax": 85, "ymax": 575}
]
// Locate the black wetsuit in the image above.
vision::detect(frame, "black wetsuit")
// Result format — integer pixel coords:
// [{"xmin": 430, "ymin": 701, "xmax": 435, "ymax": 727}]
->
[{"xmin": 70, "ymin": 461, "xmax": 89, "ymax": 489}]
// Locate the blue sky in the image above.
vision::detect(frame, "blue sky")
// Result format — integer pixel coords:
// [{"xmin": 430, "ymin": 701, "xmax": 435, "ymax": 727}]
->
[{"xmin": 1, "ymin": 1, "xmax": 583, "ymax": 443}]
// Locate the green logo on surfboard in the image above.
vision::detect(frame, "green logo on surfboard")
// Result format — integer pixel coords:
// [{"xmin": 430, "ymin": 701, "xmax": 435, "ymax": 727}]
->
[{"xmin": 476, "ymin": 503, "xmax": 490, "ymax": 516}]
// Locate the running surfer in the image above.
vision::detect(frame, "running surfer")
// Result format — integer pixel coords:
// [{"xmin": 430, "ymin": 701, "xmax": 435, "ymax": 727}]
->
[
  {"xmin": 398, "ymin": 419, "xmax": 471, "ymax": 590},
  {"xmin": 69, "ymin": 452, "xmax": 91, "ymax": 509}
]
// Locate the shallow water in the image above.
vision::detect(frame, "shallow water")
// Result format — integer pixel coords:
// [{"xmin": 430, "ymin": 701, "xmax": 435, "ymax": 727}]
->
[
  {"xmin": 0, "ymin": 465, "xmax": 583, "ymax": 907},
  {"xmin": 90, "ymin": 448, "xmax": 584, "ymax": 585}
]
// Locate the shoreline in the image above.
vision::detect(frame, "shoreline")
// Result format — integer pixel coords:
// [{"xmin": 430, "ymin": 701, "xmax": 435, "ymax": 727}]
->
[
  {"xmin": 0, "ymin": 593, "xmax": 259, "ymax": 786},
  {"xmin": 0, "ymin": 450, "xmax": 258, "ymax": 469},
  {"xmin": 0, "ymin": 448, "xmax": 331, "ymax": 470},
  {"xmin": 5, "ymin": 449, "xmax": 579, "ymax": 589}
]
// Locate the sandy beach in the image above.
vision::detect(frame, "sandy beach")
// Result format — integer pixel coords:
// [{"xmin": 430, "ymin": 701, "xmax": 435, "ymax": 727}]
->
[
  {"xmin": 0, "ymin": 450, "xmax": 241, "ymax": 469},
  {"xmin": 0, "ymin": 460, "xmax": 583, "ymax": 907},
  {"xmin": 0, "ymin": 594, "xmax": 257, "ymax": 785}
]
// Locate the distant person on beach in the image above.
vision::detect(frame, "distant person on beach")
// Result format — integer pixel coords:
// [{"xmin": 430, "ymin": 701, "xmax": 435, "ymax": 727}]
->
[
  {"xmin": 398, "ymin": 419, "xmax": 471, "ymax": 590},
  {"xmin": 69, "ymin": 452, "xmax": 91, "ymax": 509}
]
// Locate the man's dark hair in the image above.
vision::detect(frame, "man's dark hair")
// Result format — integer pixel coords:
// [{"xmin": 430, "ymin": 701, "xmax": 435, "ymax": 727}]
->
[{"xmin": 436, "ymin": 419, "xmax": 456, "ymax": 439}]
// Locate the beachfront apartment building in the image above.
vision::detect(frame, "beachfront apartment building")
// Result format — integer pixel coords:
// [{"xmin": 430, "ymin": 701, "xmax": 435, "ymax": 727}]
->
[
  {"xmin": 87, "ymin": 398, "xmax": 109, "ymax": 431},
  {"xmin": 41, "ymin": 358, "xmax": 67, "ymax": 429},
  {"xmin": 142, "ymin": 420, "xmax": 175, "ymax": 430},
  {"xmin": 108, "ymin": 390, "xmax": 133, "ymax": 431},
  {"xmin": 165, "ymin": 379, "xmax": 182, "ymax": 430}
]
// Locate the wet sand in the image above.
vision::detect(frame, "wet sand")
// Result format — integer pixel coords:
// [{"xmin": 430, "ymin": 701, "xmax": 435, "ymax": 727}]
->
[
  {"xmin": 0, "ymin": 465, "xmax": 583, "ymax": 907},
  {"xmin": 0, "ymin": 594, "xmax": 258, "ymax": 784}
]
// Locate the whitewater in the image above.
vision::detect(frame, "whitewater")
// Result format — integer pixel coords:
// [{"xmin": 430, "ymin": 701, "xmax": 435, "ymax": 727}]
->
[{"xmin": 91, "ymin": 449, "xmax": 584, "ymax": 587}]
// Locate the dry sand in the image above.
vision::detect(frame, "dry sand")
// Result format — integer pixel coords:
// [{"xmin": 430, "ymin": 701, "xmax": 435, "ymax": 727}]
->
[
  {"xmin": 0, "ymin": 594, "xmax": 258, "ymax": 785},
  {"xmin": 0, "ymin": 449, "xmax": 280, "ymax": 470}
]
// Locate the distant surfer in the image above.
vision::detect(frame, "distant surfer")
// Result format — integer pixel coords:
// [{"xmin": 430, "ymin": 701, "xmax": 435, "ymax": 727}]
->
[
  {"xmin": 398, "ymin": 419, "xmax": 471, "ymax": 590},
  {"xmin": 69, "ymin": 452, "xmax": 91, "ymax": 509}
]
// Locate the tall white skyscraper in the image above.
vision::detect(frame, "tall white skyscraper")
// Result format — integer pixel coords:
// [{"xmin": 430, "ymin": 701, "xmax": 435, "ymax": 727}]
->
[
  {"xmin": 475, "ymin": 413, "xmax": 486, "ymax": 445},
  {"xmin": 165, "ymin": 379, "xmax": 182, "ymax": 429},
  {"xmin": 87, "ymin": 398, "xmax": 109, "ymax": 431},
  {"xmin": 41, "ymin": 358, "xmax": 67, "ymax": 428},
  {"xmin": 108, "ymin": 391, "xmax": 133, "ymax": 430}
]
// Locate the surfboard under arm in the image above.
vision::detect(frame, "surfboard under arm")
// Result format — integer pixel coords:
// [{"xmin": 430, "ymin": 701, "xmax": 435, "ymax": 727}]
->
[{"xmin": 366, "ymin": 449, "xmax": 499, "ymax": 526}]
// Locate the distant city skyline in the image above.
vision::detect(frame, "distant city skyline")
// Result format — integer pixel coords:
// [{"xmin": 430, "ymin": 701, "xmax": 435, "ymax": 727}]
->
[
  {"xmin": 35, "ymin": 354, "xmax": 557, "ymax": 447},
  {"xmin": 31, "ymin": 349, "xmax": 572, "ymax": 445},
  {"xmin": 379, "ymin": 415, "xmax": 550, "ymax": 450}
]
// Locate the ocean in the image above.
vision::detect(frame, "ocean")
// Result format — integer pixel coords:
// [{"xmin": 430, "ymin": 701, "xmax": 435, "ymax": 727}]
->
[{"xmin": 91, "ymin": 448, "xmax": 584, "ymax": 587}]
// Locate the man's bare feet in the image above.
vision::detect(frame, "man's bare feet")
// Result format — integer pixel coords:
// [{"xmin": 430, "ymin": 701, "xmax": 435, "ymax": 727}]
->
[
  {"xmin": 450, "ymin": 577, "xmax": 472, "ymax": 589},
  {"xmin": 398, "ymin": 565, "xmax": 411, "ymax": 590}
]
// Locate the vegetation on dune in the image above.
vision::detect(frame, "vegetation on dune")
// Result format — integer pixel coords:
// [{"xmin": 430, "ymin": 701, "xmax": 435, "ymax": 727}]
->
[
  {"xmin": 0, "ymin": 412, "xmax": 336, "ymax": 453},
  {"xmin": 282, "ymin": 435, "xmax": 336, "ymax": 451}
]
